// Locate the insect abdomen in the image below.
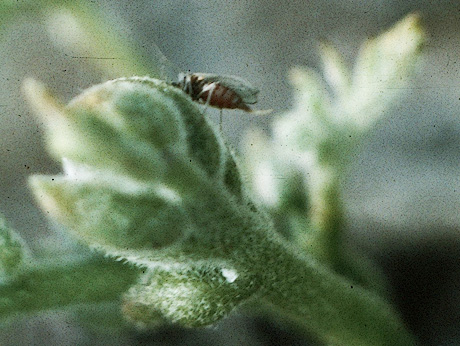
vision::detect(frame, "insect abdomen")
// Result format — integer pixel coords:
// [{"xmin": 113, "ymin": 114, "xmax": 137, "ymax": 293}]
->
[
  {"xmin": 175, "ymin": 73, "xmax": 256, "ymax": 112},
  {"xmin": 198, "ymin": 83, "xmax": 251, "ymax": 111}
]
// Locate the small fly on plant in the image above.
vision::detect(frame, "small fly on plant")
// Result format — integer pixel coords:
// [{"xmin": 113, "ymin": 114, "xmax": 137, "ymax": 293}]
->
[
  {"xmin": 171, "ymin": 72, "xmax": 271, "ymax": 130},
  {"xmin": 150, "ymin": 43, "xmax": 270, "ymax": 130},
  {"xmin": 172, "ymin": 73, "xmax": 258, "ymax": 112}
]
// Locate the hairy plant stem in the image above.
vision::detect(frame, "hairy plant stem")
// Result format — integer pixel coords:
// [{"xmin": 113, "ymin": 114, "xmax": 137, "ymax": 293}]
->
[
  {"xmin": 259, "ymin": 238, "xmax": 415, "ymax": 346},
  {"xmin": 168, "ymin": 154, "xmax": 414, "ymax": 345}
]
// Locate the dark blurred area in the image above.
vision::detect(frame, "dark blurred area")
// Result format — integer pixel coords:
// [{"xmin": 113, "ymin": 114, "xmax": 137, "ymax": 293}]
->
[{"xmin": 1, "ymin": 1, "xmax": 460, "ymax": 344}]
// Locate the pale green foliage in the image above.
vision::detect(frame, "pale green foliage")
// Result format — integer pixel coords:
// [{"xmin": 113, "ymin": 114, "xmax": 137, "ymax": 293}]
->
[
  {"xmin": 0, "ymin": 13, "xmax": 426, "ymax": 346},
  {"xmin": 20, "ymin": 73, "xmax": 414, "ymax": 345},
  {"xmin": 244, "ymin": 14, "xmax": 425, "ymax": 282},
  {"xmin": 24, "ymin": 76, "xmax": 264, "ymax": 328},
  {"xmin": 124, "ymin": 265, "xmax": 257, "ymax": 328}
]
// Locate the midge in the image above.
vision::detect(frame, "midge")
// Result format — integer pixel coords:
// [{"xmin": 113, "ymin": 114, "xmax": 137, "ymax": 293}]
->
[
  {"xmin": 172, "ymin": 72, "xmax": 259, "ymax": 112},
  {"xmin": 149, "ymin": 42, "xmax": 270, "ymax": 125},
  {"xmin": 171, "ymin": 72, "xmax": 271, "ymax": 129}
]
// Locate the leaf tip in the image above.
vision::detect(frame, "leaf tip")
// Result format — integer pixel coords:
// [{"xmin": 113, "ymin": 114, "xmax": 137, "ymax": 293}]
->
[{"xmin": 23, "ymin": 78, "xmax": 65, "ymax": 121}]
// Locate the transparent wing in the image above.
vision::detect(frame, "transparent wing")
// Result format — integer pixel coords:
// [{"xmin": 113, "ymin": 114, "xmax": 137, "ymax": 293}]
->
[
  {"xmin": 149, "ymin": 41, "xmax": 179, "ymax": 82},
  {"xmin": 198, "ymin": 73, "xmax": 259, "ymax": 104}
]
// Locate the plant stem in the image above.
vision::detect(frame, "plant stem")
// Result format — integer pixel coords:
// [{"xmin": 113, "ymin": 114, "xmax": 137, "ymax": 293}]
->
[
  {"xmin": 259, "ymin": 236, "xmax": 415, "ymax": 346},
  {"xmin": 308, "ymin": 167, "xmax": 343, "ymax": 265},
  {"xmin": 171, "ymin": 162, "xmax": 414, "ymax": 345}
]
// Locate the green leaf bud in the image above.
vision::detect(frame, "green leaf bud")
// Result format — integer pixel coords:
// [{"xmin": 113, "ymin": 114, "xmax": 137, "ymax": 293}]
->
[{"xmin": 123, "ymin": 263, "xmax": 258, "ymax": 327}]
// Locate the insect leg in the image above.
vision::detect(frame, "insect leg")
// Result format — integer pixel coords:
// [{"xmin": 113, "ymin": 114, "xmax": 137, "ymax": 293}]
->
[
  {"xmin": 220, "ymin": 109, "xmax": 223, "ymax": 132},
  {"xmin": 184, "ymin": 75, "xmax": 193, "ymax": 95},
  {"xmin": 199, "ymin": 82, "xmax": 217, "ymax": 114}
]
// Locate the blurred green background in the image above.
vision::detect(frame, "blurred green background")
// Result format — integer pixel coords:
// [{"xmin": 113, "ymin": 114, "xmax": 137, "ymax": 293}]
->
[{"xmin": 1, "ymin": 1, "xmax": 460, "ymax": 345}]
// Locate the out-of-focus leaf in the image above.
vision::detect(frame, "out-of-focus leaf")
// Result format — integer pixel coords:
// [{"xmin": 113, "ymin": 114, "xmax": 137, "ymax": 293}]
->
[{"xmin": 0, "ymin": 217, "xmax": 28, "ymax": 281}]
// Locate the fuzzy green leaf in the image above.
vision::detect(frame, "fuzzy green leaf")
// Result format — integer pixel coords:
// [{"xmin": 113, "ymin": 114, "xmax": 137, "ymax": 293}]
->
[
  {"xmin": 124, "ymin": 263, "xmax": 258, "ymax": 328},
  {"xmin": 319, "ymin": 41, "xmax": 351, "ymax": 98},
  {"xmin": 23, "ymin": 63, "xmax": 416, "ymax": 343},
  {"xmin": 243, "ymin": 13, "xmax": 425, "ymax": 290},
  {"xmin": 29, "ymin": 175, "xmax": 189, "ymax": 249},
  {"xmin": 0, "ymin": 257, "xmax": 139, "ymax": 323},
  {"xmin": 347, "ymin": 12, "xmax": 425, "ymax": 127}
]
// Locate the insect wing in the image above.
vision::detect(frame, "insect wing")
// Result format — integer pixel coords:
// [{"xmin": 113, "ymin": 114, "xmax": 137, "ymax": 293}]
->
[
  {"xmin": 196, "ymin": 73, "xmax": 260, "ymax": 104},
  {"xmin": 149, "ymin": 41, "xmax": 180, "ymax": 83}
]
